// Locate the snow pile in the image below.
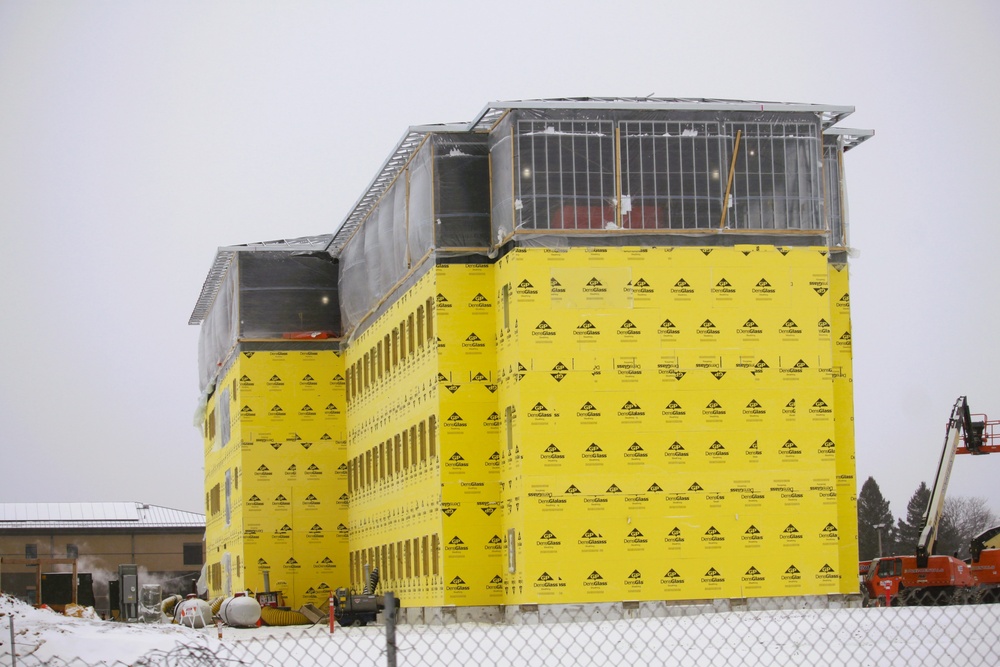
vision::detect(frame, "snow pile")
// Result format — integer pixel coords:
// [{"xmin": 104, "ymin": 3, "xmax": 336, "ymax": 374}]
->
[{"xmin": 0, "ymin": 594, "xmax": 211, "ymax": 665}]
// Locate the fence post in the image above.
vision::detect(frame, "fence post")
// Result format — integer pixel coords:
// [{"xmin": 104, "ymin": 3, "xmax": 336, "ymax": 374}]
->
[
  {"xmin": 385, "ymin": 592, "xmax": 396, "ymax": 667},
  {"xmin": 9, "ymin": 614, "xmax": 15, "ymax": 667}
]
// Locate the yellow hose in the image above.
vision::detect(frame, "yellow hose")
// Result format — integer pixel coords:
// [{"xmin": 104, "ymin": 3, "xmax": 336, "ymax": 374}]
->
[
  {"xmin": 259, "ymin": 606, "xmax": 310, "ymax": 626},
  {"xmin": 210, "ymin": 597, "xmax": 224, "ymax": 615},
  {"xmin": 161, "ymin": 595, "xmax": 182, "ymax": 616}
]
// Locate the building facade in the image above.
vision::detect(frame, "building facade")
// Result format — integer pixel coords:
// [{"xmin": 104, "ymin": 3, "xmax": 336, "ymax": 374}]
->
[
  {"xmin": 0, "ymin": 502, "xmax": 204, "ymax": 614},
  {"xmin": 192, "ymin": 98, "xmax": 871, "ymax": 613}
]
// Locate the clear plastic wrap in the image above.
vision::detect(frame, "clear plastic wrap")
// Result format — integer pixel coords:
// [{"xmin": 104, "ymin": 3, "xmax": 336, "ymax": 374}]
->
[
  {"xmin": 620, "ymin": 119, "xmax": 725, "ymax": 229},
  {"xmin": 515, "ymin": 118, "xmax": 616, "ymax": 231},
  {"xmin": 489, "ymin": 108, "xmax": 825, "ymax": 244},
  {"xmin": 197, "ymin": 260, "xmax": 239, "ymax": 393},
  {"xmin": 339, "ymin": 173, "xmax": 411, "ymax": 334},
  {"xmin": 339, "ymin": 223, "xmax": 370, "ymax": 331},
  {"xmin": 390, "ymin": 175, "xmax": 408, "ymax": 275},
  {"xmin": 489, "ymin": 114, "xmax": 514, "ymax": 245},
  {"xmin": 337, "ymin": 134, "xmax": 492, "ymax": 338},
  {"xmin": 407, "ymin": 143, "xmax": 433, "ymax": 262},
  {"xmin": 824, "ymin": 134, "xmax": 846, "ymax": 248},
  {"xmin": 725, "ymin": 118, "xmax": 823, "ymax": 231},
  {"xmin": 432, "ymin": 134, "xmax": 490, "ymax": 249},
  {"xmin": 365, "ymin": 204, "xmax": 390, "ymax": 302},
  {"xmin": 196, "ymin": 251, "xmax": 340, "ymax": 393},
  {"xmin": 329, "ymin": 103, "xmax": 858, "ymax": 340},
  {"xmin": 237, "ymin": 253, "xmax": 339, "ymax": 339}
]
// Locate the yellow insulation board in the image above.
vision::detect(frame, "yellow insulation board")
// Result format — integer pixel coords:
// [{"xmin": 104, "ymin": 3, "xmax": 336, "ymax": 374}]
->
[
  {"xmin": 495, "ymin": 246, "xmax": 855, "ymax": 604},
  {"xmin": 435, "ymin": 265, "xmax": 505, "ymax": 604},
  {"xmin": 203, "ymin": 347, "xmax": 347, "ymax": 609},
  {"xmin": 344, "ymin": 269, "xmax": 449, "ymax": 607},
  {"xmin": 340, "ymin": 245, "xmax": 855, "ymax": 607}
]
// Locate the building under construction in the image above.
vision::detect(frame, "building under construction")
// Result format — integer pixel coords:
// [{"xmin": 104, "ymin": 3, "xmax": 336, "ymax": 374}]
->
[{"xmin": 190, "ymin": 98, "xmax": 872, "ymax": 617}]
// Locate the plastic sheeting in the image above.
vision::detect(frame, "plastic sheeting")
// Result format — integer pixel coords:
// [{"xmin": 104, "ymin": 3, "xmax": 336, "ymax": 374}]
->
[
  {"xmin": 489, "ymin": 108, "xmax": 834, "ymax": 244},
  {"xmin": 490, "ymin": 113, "xmax": 514, "ymax": 245},
  {"xmin": 238, "ymin": 253, "xmax": 340, "ymax": 339},
  {"xmin": 196, "ymin": 251, "xmax": 340, "ymax": 393},
  {"xmin": 337, "ymin": 134, "xmax": 491, "ymax": 338},
  {"xmin": 197, "ymin": 260, "xmax": 239, "ymax": 394},
  {"xmin": 335, "ymin": 105, "xmax": 849, "ymax": 341},
  {"xmin": 824, "ymin": 134, "xmax": 847, "ymax": 248},
  {"xmin": 408, "ymin": 142, "xmax": 433, "ymax": 261},
  {"xmin": 339, "ymin": 142, "xmax": 428, "ymax": 335},
  {"xmin": 433, "ymin": 134, "xmax": 490, "ymax": 248}
]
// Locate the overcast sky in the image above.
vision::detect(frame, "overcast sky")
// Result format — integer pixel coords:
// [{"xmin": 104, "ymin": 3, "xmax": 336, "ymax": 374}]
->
[{"xmin": 1, "ymin": 1, "xmax": 999, "ymax": 526}]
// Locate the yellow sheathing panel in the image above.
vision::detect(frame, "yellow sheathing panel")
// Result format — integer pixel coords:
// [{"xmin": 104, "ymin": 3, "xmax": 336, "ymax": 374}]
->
[
  {"xmin": 495, "ymin": 246, "xmax": 855, "ymax": 605},
  {"xmin": 340, "ymin": 245, "xmax": 856, "ymax": 608},
  {"xmin": 828, "ymin": 261, "xmax": 858, "ymax": 573},
  {"xmin": 436, "ymin": 264, "xmax": 504, "ymax": 606},
  {"xmin": 204, "ymin": 360, "xmax": 242, "ymax": 597},
  {"xmin": 204, "ymin": 347, "xmax": 347, "ymax": 609},
  {"xmin": 345, "ymin": 264, "xmax": 507, "ymax": 608},
  {"xmin": 345, "ymin": 269, "xmax": 446, "ymax": 607}
]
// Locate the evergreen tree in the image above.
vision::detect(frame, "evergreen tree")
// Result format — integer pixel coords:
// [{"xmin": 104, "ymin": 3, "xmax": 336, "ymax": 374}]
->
[
  {"xmin": 936, "ymin": 504, "xmax": 962, "ymax": 557},
  {"xmin": 893, "ymin": 481, "xmax": 992, "ymax": 558},
  {"xmin": 895, "ymin": 481, "xmax": 930, "ymax": 554},
  {"xmin": 857, "ymin": 476, "xmax": 895, "ymax": 560}
]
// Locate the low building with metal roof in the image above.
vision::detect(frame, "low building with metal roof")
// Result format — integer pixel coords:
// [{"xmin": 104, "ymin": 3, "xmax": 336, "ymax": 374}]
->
[{"xmin": 0, "ymin": 502, "xmax": 205, "ymax": 614}]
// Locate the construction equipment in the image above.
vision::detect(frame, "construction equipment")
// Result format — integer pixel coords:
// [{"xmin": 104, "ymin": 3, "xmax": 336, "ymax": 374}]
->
[
  {"xmin": 971, "ymin": 526, "xmax": 1000, "ymax": 561},
  {"xmin": 862, "ymin": 396, "xmax": 995, "ymax": 605},
  {"xmin": 915, "ymin": 397, "xmax": 987, "ymax": 566},
  {"xmin": 332, "ymin": 568, "xmax": 398, "ymax": 626},
  {"xmin": 864, "ymin": 554, "xmax": 974, "ymax": 606}
]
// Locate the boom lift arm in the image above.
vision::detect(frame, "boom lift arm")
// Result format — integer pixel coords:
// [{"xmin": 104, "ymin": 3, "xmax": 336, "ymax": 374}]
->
[
  {"xmin": 970, "ymin": 526, "xmax": 1000, "ymax": 562},
  {"xmin": 915, "ymin": 396, "xmax": 985, "ymax": 567}
]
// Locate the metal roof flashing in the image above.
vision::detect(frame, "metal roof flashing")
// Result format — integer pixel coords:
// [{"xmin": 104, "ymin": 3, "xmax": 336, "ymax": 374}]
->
[{"xmin": 472, "ymin": 98, "xmax": 855, "ymax": 130}]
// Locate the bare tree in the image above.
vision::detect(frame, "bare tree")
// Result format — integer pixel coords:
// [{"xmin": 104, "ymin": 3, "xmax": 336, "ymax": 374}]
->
[{"xmin": 939, "ymin": 496, "xmax": 999, "ymax": 559}]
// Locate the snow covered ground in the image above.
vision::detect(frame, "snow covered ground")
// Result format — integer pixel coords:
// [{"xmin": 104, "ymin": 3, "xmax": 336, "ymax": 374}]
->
[{"xmin": 4, "ymin": 593, "xmax": 1000, "ymax": 666}]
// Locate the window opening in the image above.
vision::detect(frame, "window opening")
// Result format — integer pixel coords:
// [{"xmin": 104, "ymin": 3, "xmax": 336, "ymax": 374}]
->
[
  {"xmin": 429, "ymin": 415, "xmax": 437, "ymax": 458},
  {"xmin": 417, "ymin": 305, "xmax": 425, "ymax": 348},
  {"xmin": 426, "ymin": 297, "xmax": 434, "ymax": 341}
]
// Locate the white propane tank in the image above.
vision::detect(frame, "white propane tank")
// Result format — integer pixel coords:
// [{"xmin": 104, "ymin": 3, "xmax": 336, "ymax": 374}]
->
[
  {"xmin": 174, "ymin": 594, "xmax": 213, "ymax": 628},
  {"xmin": 218, "ymin": 594, "xmax": 262, "ymax": 628}
]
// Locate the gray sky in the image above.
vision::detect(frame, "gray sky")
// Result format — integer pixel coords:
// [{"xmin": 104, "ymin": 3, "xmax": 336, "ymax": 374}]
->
[{"xmin": 2, "ymin": 1, "xmax": 999, "ymax": 525}]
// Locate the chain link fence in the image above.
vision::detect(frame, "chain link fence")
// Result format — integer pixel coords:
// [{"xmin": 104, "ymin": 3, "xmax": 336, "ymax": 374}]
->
[{"xmin": 6, "ymin": 594, "xmax": 1000, "ymax": 667}]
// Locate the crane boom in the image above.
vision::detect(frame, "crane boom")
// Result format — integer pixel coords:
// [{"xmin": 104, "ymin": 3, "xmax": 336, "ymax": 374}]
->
[{"xmin": 915, "ymin": 396, "xmax": 985, "ymax": 567}]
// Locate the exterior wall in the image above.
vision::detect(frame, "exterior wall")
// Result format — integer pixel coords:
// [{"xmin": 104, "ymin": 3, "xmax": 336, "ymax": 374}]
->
[
  {"xmin": 829, "ymin": 262, "xmax": 858, "ymax": 573},
  {"xmin": 345, "ymin": 268, "xmax": 444, "ymax": 606},
  {"xmin": 203, "ymin": 344, "xmax": 348, "ymax": 608},
  {"xmin": 0, "ymin": 532, "xmax": 201, "ymax": 574},
  {"xmin": 342, "ymin": 245, "xmax": 857, "ymax": 609},
  {"xmin": 495, "ymin": 245, "xmax": 857, "ymax": 603},
  {"xmin": 0, "ymin": 530, "xmax": 202, "ymax": 606},
  {"xmin": 204, "ymin": 357, "xmax": 243, "ymax": 599},
  {"xmin": 436, "ymin": 264, "xmax": 504, "ymax": 605},
  {"xmin": 345, "ymin": 264, "xmax": 507, "ymax": 608}
]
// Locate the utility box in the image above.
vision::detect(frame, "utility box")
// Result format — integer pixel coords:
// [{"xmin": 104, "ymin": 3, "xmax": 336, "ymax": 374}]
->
[{"xmin": 118, "ymin": 564, "xmax": 139, "ymax": 622}]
